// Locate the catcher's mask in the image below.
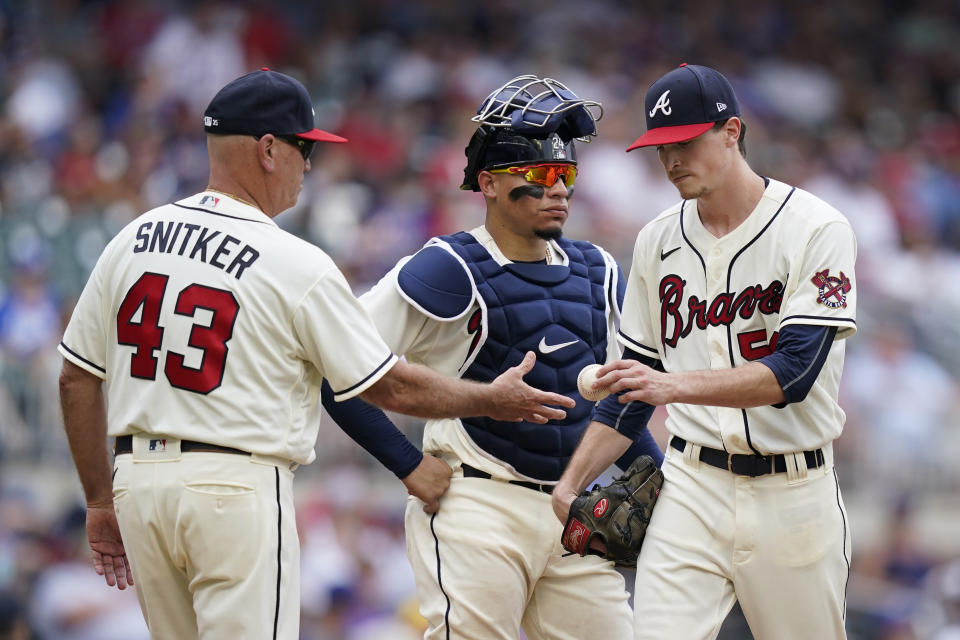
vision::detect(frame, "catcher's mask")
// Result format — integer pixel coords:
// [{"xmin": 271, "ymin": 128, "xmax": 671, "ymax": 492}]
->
[{"xmin": 461, "ymin": 75, "xmax": 602, "ymax": 191}]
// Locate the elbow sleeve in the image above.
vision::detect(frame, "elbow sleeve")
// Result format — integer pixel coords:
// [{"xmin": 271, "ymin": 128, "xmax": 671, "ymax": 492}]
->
[
  {"xmin": 322, "ymin": 380, "xmax": 423, "ymax": 478},
  {"xmin": 616, "ymin": 428, "xmax": 664, "ymax": 469},
  {"xmin": 591, "ymin": 347, "xmax": 660, "ymax": 440},
  {"xmin": 760, "ymin": 325, "xmax": 837, "ymax": 406}
]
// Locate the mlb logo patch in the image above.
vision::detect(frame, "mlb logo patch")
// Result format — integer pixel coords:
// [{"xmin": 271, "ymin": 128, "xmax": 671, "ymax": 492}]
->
[
  {"xmin": 199, "ymin": 195, "xmax": 220, "ymax": 207},
  {"xmin": 149, "ymin": 439, "xmax": 167, "ymax": 452}
]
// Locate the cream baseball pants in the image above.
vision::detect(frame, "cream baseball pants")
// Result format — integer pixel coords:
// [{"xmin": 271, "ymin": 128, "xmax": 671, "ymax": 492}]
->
[
  {"xmin": 632, "ymin": 442, "xmax": 851, "ymax": 640},
  {"xmin": 405, "ymin": 465, "xmax": 634, "ymax": 640},
  {"xmin": 112, "ymin": 436, "xmax": 298, "ymax": 639}
]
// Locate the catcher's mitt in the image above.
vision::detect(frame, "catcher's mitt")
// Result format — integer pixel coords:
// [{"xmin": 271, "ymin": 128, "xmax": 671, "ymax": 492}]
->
[{"xmin": 560, "ymin": 455, "xmax": 663, "ymax": 567}]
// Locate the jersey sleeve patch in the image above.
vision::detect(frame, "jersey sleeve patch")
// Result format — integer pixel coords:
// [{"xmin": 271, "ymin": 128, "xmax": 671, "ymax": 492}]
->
[
  {"xmin": 396, "ymin": 245, "xmax": 475, "ymax": 321},
  {"xmin": 809, "ymin": 269, "xmax": 853, "ymax": 310}
]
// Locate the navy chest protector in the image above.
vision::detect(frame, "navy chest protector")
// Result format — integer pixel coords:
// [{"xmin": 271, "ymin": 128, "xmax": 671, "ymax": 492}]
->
[{"xmin": 397, "ymin": 231, "xmax": 621, "ymax": 481}]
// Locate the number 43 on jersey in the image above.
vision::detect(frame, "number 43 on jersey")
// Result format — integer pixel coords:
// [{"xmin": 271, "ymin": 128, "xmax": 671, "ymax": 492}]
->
[{"xmin": 117, "ymin": 272, "xmax": 239, "ymax": 394}]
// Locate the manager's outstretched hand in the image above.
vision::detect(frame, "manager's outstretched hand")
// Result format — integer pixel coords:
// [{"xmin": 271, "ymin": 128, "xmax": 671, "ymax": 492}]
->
[{"xmin": 488, "ymin": 351, "xmax": 575, "ymax": 423}]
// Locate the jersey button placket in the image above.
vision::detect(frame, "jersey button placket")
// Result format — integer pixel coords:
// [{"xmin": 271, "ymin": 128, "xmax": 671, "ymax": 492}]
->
[
  {"xmin": 705, "ymin": 244, "xmax": 727, "ymax": 368},
  {"xmin": 707, "ymin": 334, "xmax": 726, "ymax": 371},
  {"xmin": 711, "ymin": 339, "xmax": 725, "ymax": 358},
  {"xmin": 706, "ymin": 244, "xmax": 725, "ymax": 293}
]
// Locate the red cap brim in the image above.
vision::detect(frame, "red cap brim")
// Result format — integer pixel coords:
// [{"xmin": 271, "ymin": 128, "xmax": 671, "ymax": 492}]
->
[
  {"xmin": 625, "ymin": 122, "xmax": 714, "ymax": 151},
  {"xmin": 297, "ymin": 128, "xmax": 348, "ymax": 144}
]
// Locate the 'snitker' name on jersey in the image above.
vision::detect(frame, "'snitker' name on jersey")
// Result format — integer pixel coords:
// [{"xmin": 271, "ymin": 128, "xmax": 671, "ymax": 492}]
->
[{"xmin": 132, "ymin": 220, "xmax": 261, "ymax": 280}]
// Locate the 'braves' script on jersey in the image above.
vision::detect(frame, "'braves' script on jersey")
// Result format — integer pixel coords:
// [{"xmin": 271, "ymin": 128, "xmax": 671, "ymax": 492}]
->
[{"xmin": 659, "ymin": 275, "xmax": 784, "ymax": 348}]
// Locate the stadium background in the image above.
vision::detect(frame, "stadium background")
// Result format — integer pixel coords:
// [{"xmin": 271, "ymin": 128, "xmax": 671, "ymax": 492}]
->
[{"xmin": 0, "ymin": 1, "xmax": 958, "ymax": 638}]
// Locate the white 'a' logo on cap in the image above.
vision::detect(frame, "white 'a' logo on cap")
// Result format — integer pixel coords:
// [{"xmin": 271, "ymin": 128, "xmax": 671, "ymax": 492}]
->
[{"xmin": 649, "ymin": 90, "xmax": 672, "ymax": 118}]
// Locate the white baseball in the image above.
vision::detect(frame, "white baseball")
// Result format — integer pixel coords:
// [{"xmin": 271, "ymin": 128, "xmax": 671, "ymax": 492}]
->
[{"xmin": 577, "ymin": 364, "xmax": 610, "ymax": 402}]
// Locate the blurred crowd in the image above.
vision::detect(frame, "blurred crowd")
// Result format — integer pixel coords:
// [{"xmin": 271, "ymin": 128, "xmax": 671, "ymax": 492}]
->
[{"xmin": 1, "ymin": 1, "xmax": 959, "ymax": 638}]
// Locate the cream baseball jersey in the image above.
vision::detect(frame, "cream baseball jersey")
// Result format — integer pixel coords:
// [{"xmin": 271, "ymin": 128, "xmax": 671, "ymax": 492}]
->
[
  {"xmin": 58, "ymin": 192, "xmax": 397, "ymax": 464},
  {"xmin": 619, "ymin": 178, "xmax": 857, "ymax": 454}
]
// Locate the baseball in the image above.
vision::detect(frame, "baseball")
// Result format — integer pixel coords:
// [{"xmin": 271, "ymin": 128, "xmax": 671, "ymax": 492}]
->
[{"xmin": 577, "ymin": 364, "xmax": 610, "ymax": 402}]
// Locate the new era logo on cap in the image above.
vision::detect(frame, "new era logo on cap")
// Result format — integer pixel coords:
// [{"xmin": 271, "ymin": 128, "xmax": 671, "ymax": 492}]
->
[{"xmin": 627, "ymin": 63, "xmax": 740, "ymax": 150}]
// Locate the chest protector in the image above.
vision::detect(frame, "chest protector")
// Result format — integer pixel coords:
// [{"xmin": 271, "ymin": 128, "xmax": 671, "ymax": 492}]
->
[{"xmin": 440, "ymin": 231, "xmax": 614, "ymax": 481}]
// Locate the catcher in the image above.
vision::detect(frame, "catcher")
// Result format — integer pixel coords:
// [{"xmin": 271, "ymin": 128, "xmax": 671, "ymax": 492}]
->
[{"xmin": 324, "ymin": 74, "xmax": 665, "ymax": 640}]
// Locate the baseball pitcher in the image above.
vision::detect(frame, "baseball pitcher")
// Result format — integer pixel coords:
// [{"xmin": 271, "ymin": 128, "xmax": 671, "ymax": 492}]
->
[{"xmin": 553, "ymin": 63, "xmax": 856, "ymax": 640}]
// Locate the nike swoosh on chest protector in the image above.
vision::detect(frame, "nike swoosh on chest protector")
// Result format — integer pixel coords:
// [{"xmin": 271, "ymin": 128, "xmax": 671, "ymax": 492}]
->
[{"xmin": 538, "ymin": 337, "xmax": 579, "ymax": 354}]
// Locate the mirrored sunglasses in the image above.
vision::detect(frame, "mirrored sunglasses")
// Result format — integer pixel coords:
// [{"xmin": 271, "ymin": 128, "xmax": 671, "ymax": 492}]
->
[{"xmin": 488, "ymin": 163, "xmax": 577, "ymax": 188}]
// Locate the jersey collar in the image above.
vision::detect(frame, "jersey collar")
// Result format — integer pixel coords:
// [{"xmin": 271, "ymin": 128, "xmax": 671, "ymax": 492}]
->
[
  {"xmin": 470, "ymin": 225, "xmax": 568, "ymax": 267},
  {"xmin": 178, "ymin": 191, "xmax": 278, "ymax": 226},
  {"xmin": 683, "ymin": 178, "xmax": 790, "ymax": 252}
]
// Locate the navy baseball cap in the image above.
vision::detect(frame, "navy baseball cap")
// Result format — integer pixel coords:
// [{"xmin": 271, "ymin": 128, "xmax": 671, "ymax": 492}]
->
[
  {"xmin": 203, "ymin": 68, "xmax": 347, "ymax": 143},
  {"xmin": 626, "ymin": 63, "xmax": 739, "ymax": 150}
]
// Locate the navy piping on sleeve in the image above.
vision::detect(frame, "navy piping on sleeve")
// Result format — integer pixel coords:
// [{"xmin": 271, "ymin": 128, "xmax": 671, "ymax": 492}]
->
[
  {"xmin": 780, "ymin": 313, "xmax": 856, "ymax": 327},
  {"xmin": 59, "ymin": 342, "xmax": 106, "ymax": 373},
  {"xmin": 616, "ymin": 331, "xmax": 658, "ymax": 357},
  {"xmin": 332, "ymin": 354, "xmax": 395, "ymax": 396}
]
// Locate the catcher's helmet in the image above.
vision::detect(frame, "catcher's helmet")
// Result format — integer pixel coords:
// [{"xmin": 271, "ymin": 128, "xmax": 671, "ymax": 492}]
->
[{"xmin": 461, "ymin": 75, "xmax": 602, "ymax": 191}]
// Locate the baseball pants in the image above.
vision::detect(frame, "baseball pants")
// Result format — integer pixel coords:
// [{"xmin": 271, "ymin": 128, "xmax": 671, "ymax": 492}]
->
[
  {"xmin": 405, "ymin": 465, "xmax": 633, "ymax": 640},
  {"xmin": 632, "ymin": 442, "xmax": 851, "ymax": 640},
  {"xmin": 112, "ymin": 436, "xmax": 299, "ymax": 639}
]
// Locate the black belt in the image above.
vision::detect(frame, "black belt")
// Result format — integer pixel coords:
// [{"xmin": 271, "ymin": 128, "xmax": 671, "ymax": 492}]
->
[
  {"xmin": 461, "ymin": 464, "xmax": 554, "ymax": 494},
  {"xmin": 114, "ymin": 435, "xmax": 250, "ymax": 457},
  {"xmin": 670, "ymin": 437, "xmax": 824, "ymax": 477}
]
